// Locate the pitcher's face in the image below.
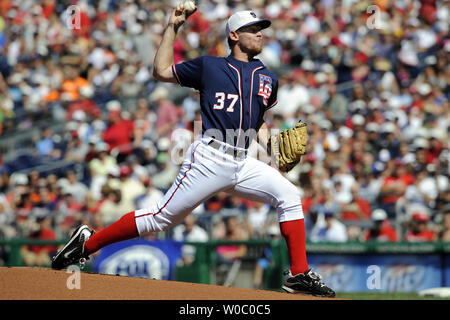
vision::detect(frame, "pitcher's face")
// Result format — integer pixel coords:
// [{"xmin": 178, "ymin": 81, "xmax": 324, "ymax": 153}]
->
[{"xmin": 236, "ymin": 24, "xmax": 264, "ymax": 55}]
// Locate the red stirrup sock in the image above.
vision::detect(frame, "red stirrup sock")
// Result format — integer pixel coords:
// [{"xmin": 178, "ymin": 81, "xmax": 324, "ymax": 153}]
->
[
  {"xmin": 84, "ymin": 211, "xmax": 139, "ymax": 255},
  {"xmin": 280, "ymin": 218, "xmax": 309, "ymax": 276}
]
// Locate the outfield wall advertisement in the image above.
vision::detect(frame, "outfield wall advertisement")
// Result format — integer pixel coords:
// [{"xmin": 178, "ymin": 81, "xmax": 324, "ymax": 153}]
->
[{"xmin": 93, "ymin": 239, "xmax": 183, "ymax": 280}]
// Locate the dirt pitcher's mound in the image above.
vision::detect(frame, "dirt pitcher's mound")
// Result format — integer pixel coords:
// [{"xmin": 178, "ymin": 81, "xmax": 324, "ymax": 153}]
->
[{"xmin": 0, "ymin": 267, "xmax": 336, "ymax": 300}]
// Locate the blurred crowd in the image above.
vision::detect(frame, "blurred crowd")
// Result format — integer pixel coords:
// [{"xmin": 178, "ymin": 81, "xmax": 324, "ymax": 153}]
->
[{"xmin": 0, "ymin": 0, "xmax": 449, "ymax": 267}]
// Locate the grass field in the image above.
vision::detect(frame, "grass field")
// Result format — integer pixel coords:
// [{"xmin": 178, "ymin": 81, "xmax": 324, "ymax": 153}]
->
[{"xmin": 336, "ymin": 292, "xmax": 450, "ymax": 300}]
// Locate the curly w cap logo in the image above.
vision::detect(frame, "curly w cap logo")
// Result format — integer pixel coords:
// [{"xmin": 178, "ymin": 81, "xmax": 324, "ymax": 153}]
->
[
  {"xmin": 258, "ymin": 74, "xmax": 272, "ymax": 106},
  {"xmin": 250, "ymin": 12, "xmax": 257, "ymax": 18}
]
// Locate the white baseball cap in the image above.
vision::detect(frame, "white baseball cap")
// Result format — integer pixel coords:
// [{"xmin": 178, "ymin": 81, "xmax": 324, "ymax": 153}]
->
[{"xmin": 226, "ymin": 10, "xmax": 271, "ymax": 36}]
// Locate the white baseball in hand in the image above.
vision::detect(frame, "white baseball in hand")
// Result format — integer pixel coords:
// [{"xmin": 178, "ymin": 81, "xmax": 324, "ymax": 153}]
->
[{"xmin": 183, "ymin": 1, "xmax": 196, "ymax": 14}]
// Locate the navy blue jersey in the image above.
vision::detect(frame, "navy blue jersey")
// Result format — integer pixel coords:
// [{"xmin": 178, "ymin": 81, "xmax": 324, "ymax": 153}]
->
[{"xmin": 172, "ymin": 55, "xmax": 278, "ymax": 149}]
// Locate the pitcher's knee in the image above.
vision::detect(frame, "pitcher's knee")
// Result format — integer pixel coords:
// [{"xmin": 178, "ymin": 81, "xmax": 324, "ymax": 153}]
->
[
  {"xmin": 275, "ymin": 185, "xmax": 302, "ymax": 208},
  {"xmin": 275, "ymin": 188, "xmax": 304, "ymax": 222},
  {"xmin": 277, "ymin": 195, "xmax": 302, "ymax": 212},
  {"xmin": 135, "ymin": 214, "xmax": 174, "ymax": 234}
]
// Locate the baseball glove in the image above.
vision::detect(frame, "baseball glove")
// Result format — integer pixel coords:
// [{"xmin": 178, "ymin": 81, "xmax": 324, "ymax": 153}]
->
[{"xmin": 268, "ymin": 120, "xmax": 308, "ymax": 172}]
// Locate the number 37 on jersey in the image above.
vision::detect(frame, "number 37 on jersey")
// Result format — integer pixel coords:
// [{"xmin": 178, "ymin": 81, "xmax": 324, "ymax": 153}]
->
[{"xmin": 213, "ymin": 74, "xmax": 273, "ymax": 112}]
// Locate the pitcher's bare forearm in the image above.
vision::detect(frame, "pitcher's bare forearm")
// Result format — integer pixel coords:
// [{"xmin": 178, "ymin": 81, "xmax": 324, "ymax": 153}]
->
[
  {"xmin": 153, "ymin": 3, "xmax": 196, "ymax": 83},
  {"xmin": 152, "ymin": 24, "xmax": 178, "ymax": 83}
]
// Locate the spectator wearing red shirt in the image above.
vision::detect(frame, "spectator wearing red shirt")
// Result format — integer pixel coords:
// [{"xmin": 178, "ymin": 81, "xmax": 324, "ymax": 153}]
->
[
  {"xmin": 426, "ymin": 135, "xmax": 443, "ymax": 164},
  {"xmin": 419, "ymin": 0, "xmax": 437, "ymax": 25},
  {"xmin": 65, "ymin": 85, "xmax": 101, "ymax": 122},
  {"xmin": 362, "ymin": 209, "xmax": 398, "ymax": 242},
  {"xmin": 21, "ymin": 215, "xmax": 57, "ymax": 267},
  {"xmin": 150, "ymin": 86, "xmax": 179, "ymax": 138},
  {"xmin": 405, "ymin": 212, "xmax": 436, "ymax": 242},
  {"xmin": 379, "ymin": 160, "xmax": 414, "ymax": 218},
  {"xmin": 102, "ymin": 108, "xmax": 135, "ymax": 163},
  {"xmin": 300, "ymin": 187, "xmax": 319, "ymax": 217},
  {"xmin": 340, "ymin": 184, "xmax": 371, "ymax": 221}
]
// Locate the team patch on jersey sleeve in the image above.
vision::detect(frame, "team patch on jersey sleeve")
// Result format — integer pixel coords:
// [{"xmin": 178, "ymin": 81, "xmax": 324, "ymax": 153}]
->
[{"xmin": 257, "ymin": 74, "xmax": 272, "ymax": 106}]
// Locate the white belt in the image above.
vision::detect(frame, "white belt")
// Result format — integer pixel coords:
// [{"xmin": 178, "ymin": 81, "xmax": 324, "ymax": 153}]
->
[{"xmin": 202, "ymin": 138, "xmax": 248, "ymax": 160}]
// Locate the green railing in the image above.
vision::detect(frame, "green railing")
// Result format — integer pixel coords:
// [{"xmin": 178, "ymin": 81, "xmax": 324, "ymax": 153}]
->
[
  {"xmin": 306, "ymin": 241, "xmax": 450, "ymax": 254},
  {"xmin": 0, "ymin": 239, "xmax": 68, "ymax": 267},
  {"xmin": 174, "ymin": 239, "xmax": 290, "ymax": 287}
]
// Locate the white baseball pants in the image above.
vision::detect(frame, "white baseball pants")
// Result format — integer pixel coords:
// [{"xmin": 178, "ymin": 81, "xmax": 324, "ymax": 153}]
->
[{"xmin": 134, "ymin": 138, "xmax": 304, "ymax": 235}]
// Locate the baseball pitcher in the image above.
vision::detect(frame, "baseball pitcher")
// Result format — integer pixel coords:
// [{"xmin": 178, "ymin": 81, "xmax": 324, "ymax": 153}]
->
[{"xmin": 52, "ymin": 3, "xmax": 335, "ymax": 297}]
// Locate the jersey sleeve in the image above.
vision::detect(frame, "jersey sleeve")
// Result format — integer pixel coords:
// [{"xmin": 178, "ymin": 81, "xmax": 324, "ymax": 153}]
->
[
  {"xmin": 172, "ymin": 56, "xmax": 204, "ymax": 90},
  {"xmin": 266, "ymin": 76, "xmax": 278, "ymax": 110}
]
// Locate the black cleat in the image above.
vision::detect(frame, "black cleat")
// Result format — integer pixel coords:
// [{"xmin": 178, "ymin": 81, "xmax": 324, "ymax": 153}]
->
[
  {"xmin": 51, "ymin": 225, "xmax": 94, "ymax": 270},
  {"xmin": 282, "ymin": 269, "xmax": 336, "ymax": 298}
]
